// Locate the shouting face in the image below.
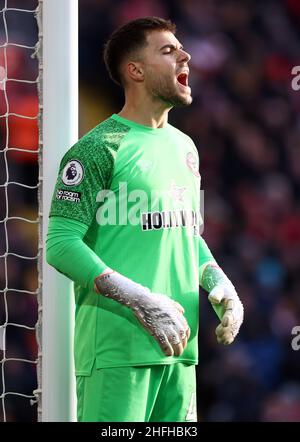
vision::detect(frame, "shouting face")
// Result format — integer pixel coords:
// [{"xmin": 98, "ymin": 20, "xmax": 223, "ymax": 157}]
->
[{"xmin": 129, "ymin": 30, "xmax": 193, "ymax": 108}]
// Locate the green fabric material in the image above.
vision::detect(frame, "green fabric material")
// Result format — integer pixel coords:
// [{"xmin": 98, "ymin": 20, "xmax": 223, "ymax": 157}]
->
[
  {"xmin": 76, "ymin": 362, "xmax": 197, "ymax": 422},
  {"xmin": 46, "ymin": 216, "xmax": 108, "ymax": 291},
  {"xmin": 50, "ymin": 117, "xmax": 130, "ymax": 224},
  {"xmin": 198, "ymin": 236, "xmax": 216, "ymax": 282},
  {"xmin": 48, "ymin": 113, "xmax": 203, "ymax": 374}
]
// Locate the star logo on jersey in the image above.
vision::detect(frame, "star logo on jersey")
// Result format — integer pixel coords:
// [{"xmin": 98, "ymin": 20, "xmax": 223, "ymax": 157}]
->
[
  {"xmin": 136, "ymin": 159, "xmax": 153, "ymax": 172},
  {"xmin": 168, "ymin": 182, "xmax": 187, "ymax": 203},
  {"xmin": 186, "ymin": 152, "xmax": 200, "ymax": 178}
]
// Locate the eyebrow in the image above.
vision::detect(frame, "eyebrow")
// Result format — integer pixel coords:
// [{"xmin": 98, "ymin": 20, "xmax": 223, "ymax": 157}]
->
[{"xmin": 159, "ymin": 43, "xmax": 183, "ymax": 51}]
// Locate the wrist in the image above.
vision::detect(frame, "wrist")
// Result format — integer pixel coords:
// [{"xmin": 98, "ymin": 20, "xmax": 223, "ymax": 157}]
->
[
  {"xmin": 94, "ymin": 268, "xmax": 114, "ymax": 293},
  {"xmin": 201, "ymin": 264, "xmax": 235, "ymax": 294},
  {"xmin": 94, "ymin": 271, "xmax": 151, "ymax": 309}
]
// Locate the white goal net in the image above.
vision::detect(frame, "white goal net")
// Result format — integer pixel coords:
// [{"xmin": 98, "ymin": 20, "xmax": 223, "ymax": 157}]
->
[
  {"xmin": 0, "ymin": 0, "xmax": 78, "ymax": 422},
  {"xmin": 0, "ymin": 0, "xmax": 41, "ymax": 422}
]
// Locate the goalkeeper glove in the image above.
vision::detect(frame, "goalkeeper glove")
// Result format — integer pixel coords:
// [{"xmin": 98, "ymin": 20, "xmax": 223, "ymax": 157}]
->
[
  {"xmin": 94, "ymin": 270, "xmax": 190, "ymax": 357},
  {"xmin": 201, "ymin": 263, "xmax": 244, "ymax": 345}
]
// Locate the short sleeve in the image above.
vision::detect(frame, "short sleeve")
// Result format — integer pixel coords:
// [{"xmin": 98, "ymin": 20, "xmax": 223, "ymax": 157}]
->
[
  {"xmin": 49, "ymin": 118, "xmax": 131, "ymax": 226},
  {"xmin": 49, "ymin": 137, "xmax": 114, "ymax": 226}
]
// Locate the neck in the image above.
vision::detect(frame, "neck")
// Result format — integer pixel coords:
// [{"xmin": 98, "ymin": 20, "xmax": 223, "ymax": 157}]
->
[{"xmin": 118, "ymin": 87, "xmax": 172, "ymax": 128}]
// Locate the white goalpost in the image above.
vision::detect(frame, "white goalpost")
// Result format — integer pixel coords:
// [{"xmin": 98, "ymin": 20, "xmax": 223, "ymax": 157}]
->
[
  {"xmin": 38, "ymin": 0, "xmax": 78, "ymax": 422},
  {"xmin": 0, "ymin": 0, "xmax": 78, "ymax": 422}
]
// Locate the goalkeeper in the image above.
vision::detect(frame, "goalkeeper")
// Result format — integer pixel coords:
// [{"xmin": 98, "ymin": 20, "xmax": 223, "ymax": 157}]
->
[{"xmin": 46, "ymin": 17, "xmax": 244, "ymax": 422}]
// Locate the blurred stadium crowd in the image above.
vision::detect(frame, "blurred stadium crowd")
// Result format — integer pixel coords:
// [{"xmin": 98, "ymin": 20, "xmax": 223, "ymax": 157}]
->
[
  {"xmin": 1, "ymin": 0, "xmax": 300, "ymax": 421},
  {"xmin": 80, "ymin": 0, "xmax": 300, "ymax": 421}
]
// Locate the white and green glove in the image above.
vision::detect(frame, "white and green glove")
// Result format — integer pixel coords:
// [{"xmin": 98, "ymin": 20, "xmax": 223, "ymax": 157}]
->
[
  {"xmin": 201, "ymin": 263, "xmax": 244, "ymax": 345},
  {"xmin": 94, "ymin": 270, "xmax": 190, "ymax": 357}
]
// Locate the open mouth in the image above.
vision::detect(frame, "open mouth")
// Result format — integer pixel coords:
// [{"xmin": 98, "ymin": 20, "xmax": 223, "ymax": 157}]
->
[{"xmin": 177, "ymin": 72, "xmax": 189, "ymax": 87}]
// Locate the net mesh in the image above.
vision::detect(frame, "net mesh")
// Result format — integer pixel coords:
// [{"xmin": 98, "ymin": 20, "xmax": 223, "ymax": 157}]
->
[{"xmin": 0, "ymin": 0, "xmax": 41, "ymax": 422}]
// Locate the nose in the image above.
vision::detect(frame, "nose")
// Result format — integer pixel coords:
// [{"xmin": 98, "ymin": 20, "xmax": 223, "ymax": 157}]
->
[{"xmin": 179, "ymin": 48, "xmax": 191, "ymax": 63}]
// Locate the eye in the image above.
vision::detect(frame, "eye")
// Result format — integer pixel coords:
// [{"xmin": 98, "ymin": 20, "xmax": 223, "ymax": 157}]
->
[{"xmin": 162, "ymin": 46, "xmax": 176, "ymax": 54}]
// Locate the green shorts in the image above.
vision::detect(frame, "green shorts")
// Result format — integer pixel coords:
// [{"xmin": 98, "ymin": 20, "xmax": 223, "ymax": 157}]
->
[{"xmin": 76, "ymin": 362, "xmax": 197, "ymax": 422}]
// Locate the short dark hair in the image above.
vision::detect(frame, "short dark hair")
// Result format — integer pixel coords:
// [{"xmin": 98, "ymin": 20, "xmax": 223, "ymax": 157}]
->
[{"xmin": 103, "ymin": 17, "xmax": 176, "ymax": 86}]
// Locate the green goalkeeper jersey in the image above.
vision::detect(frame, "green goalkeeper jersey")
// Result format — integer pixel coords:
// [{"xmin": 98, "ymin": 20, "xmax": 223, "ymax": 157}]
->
[{"xmin": 49, "ymin": 114, "xmax": 204, "ymax": 374}]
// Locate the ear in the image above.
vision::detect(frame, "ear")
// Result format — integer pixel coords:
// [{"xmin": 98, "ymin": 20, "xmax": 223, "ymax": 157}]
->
[{"xmin": 126, "ymin": 61, "xmax": 144, "ymax": 83}]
